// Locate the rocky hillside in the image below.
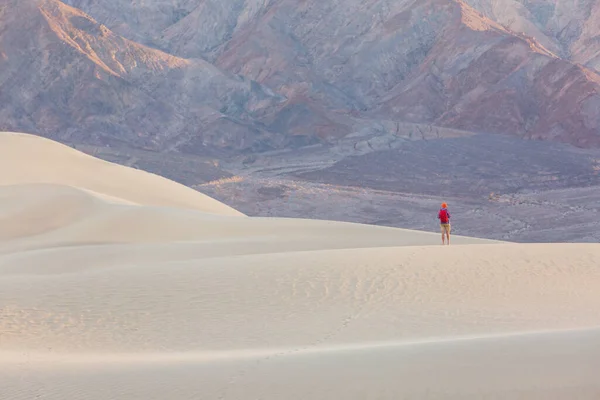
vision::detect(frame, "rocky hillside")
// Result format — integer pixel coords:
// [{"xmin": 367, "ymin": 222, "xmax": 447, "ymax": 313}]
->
[
  {"xmin": 2, "ymin": 0, "xmax": 600, "ymax": 152},
  {"xmin": 465, "ymin": 0, "xmax": 600, "ymax": 69},
  {"xmin": 0, "ymin": 0, "xmax": 320, "ymax": 154}
]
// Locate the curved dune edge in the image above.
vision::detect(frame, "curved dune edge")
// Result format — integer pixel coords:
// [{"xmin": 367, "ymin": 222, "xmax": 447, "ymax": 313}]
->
[
  {"xmin": 2, "ymin": 326, "xmax": 600, "ymax": 366},
  {"xmin": 1, "ymin": 132, "xmax": 599, "ymax": 399},
  {"xmin": 0, "ymin": 131, "xmax": 244, "ymax": 216},
  {"xmin": 2, "ymin": 327, "xmax": 600, "ymax": 399}
]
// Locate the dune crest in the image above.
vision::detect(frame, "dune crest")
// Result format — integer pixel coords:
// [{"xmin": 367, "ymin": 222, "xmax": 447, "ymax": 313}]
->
[
  {"xmin": 0, "ymin": 132, "xmax": 243, "ymax": 215},
  {"xmin": 1, "ymin": 132, "xmax": 599, "ymax": 399}
]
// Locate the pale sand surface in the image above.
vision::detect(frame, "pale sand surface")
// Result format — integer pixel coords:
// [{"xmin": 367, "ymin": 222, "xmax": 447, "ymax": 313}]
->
[{"xmin": 1, "ymin": 132, "xmax": 600, "ymax": 399}]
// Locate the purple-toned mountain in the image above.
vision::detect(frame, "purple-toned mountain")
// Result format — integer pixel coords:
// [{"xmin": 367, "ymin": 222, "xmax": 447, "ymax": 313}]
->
[
  {"xmin": 0, "ymin": 0, "xmax": 323, "ymax": 154},
  {"xmin": 3, "ymin": 0, "xmax": 600, "ymax": 152}
]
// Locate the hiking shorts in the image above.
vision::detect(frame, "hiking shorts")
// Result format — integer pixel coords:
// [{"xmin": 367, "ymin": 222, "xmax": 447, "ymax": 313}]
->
[{"xmin": 440, "ymin": 223, "xmax": 451, "ymax": 234}]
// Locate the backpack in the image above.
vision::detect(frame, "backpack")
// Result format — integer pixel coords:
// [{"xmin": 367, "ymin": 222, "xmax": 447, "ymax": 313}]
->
[{"xmin": 439, "ymin": 208, "xmax": 449, "ymax": 223}]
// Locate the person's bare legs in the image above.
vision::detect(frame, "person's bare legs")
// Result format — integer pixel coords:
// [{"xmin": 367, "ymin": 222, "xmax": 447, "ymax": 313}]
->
[{"xmin": 441, "ymin": 225, "xmax": 450, "ymax": 245}]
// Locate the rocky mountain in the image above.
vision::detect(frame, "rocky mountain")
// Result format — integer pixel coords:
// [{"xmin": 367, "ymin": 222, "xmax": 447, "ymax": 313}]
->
[
  {"xmin": 2, "ymin": 0, "xmax": 600, "ymax": 152},
  {"xmin": 464, "ymin": 0, "xmax": 600, "ymax": 70},
  {"xmin": 0, "ymin": 0, "xmax": 322, "ymax": 154}
]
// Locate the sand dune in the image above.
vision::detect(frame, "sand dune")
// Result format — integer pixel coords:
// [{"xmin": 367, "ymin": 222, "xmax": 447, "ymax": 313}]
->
[
  {"xmin": 0, "ymin": 132, "xmax": 243, "ymax": 215},
  {"xmin": 1, "ymin": 132, "xmax": 600, "ymax": 399}
]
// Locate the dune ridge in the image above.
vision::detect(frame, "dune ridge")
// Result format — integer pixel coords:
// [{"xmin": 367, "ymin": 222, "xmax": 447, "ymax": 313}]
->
[
  {"xmin": 1, "ymin": 132, "xmax": 599, "ymax": 399},
  {"xmin": 0, "ymin": 132, "xmax": 243, "ymax": 215}
]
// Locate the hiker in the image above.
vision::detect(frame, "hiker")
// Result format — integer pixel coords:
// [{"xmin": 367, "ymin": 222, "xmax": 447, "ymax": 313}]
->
[{"xmin": 438, "ymin": 202, "xmax": 451, "ymax": 245}]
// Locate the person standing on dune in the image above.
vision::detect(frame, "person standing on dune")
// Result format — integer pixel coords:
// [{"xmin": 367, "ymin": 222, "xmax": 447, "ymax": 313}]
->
[{"xmin": 438, "ymin": 202, "xmax": 451, "ymax": 245}]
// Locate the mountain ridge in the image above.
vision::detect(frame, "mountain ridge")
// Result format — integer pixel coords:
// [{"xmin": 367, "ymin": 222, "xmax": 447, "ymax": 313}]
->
[{"xmin": 2, "ymin": 0, "xmax": 600, "ymax": 152}]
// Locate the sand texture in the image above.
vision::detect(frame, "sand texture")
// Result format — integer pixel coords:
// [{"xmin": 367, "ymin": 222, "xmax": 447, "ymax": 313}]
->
[{"xmin": 1, "ymin": 132, "xmax": 599, "ymax": 399}]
